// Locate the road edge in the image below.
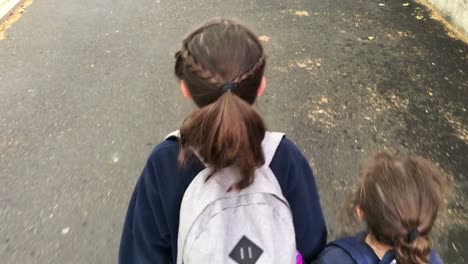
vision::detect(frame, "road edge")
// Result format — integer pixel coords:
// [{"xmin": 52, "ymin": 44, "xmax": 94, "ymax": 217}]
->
[
  {"xmin": 415, "ymin": 0, "xmax": 468, "ymax": 44},
  {"xmin": 0, "ymin": 0, "xmax": 25, "ymax": 25}
]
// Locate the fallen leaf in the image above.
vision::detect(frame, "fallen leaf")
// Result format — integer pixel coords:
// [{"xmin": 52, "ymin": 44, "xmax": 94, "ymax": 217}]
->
[
  {"xmin": 294, "ymin": 58, "xmax": 314, "ymax": 68},
  {"xmin": 258, "ymin": 35, "xmax": 271, "ymax": 42},
  {"xmin": 416, "ymin": 15, "xmax": 424, "ymax": 20},
  {"xmin": 295, "ymin": 11, "xmax": 309, "ymax": 16},
  {"xmin": 296, "ymin": 62, "xmax": 308, "ymax": 68},
  {"xmin": 320, "ymin": 97, "xmax": 328, "ymax": 104},
  {"xmin": 367, "ymin": 36, "xmax": 375, "ymax": 40},
  {"xmin": 402, "ymin": 3, "xmax": 410, "ymax": 7}
]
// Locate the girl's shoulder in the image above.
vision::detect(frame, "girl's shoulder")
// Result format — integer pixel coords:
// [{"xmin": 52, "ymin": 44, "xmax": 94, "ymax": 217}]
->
[
  {"xmin": 145, "ymin": 133, "xmax": 310, "ymax": 190},
  {"xmin": 314, "ymin": 233, "xmax": 377, "ymax": 264},
  {"xmin": 315, "ymin": 233, "xmax": 444, "ymax": 264},
  {"xmin": 148, "ymin": 133, "xmax": 303, "ymax": 165},
  {"xmin": 276, "ymin": 135, "xmax": 302, "ymax": 153},
  {"xmin": 313, "ymin": 245, "xmax": 356, "ymax": 264},
  {"xmin": 147, "ymin": 136, "xmax": 181, "ymax": 164},
  {"xmin": 271, "ymin": 135, "xmax": 308, "ymax": 164}
]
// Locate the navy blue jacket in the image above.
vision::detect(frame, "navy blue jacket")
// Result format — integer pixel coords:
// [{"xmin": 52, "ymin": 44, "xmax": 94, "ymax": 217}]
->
[
  {"xmin": 119, "ymin": 136, "xmax": 327, "ymax": 264},
  {"xmin": 314, "ymin": 233, "xmax": 443, "ymax": 264}
]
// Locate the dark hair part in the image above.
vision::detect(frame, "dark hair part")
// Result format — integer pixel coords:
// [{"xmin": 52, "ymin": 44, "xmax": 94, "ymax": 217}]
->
[
  {"xmin": 347, "ymin": 152, "xmax": 447, "ymax": 264},
  {"xmin": 174, "ymin": 19, "xmax": 267, "ymax": 190}
]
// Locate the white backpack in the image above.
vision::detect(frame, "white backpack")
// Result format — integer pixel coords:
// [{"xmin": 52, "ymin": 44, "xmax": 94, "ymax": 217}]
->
[{"xmin": 167, "ymin": 131, "xmax": 297, "ymax": 264}]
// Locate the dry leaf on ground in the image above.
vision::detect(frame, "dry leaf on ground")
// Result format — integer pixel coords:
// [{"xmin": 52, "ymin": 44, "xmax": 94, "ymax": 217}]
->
[
  {"xmin": 259, "ymin": 35, "xmax": 271, "ymax": 42},
  {"xmin": 295, "ymin": 11, "xmax": 309, "ymax": 16}
]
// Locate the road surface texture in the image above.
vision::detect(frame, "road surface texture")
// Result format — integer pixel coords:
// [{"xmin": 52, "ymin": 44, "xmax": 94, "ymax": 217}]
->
[{"xmin": 0, "ymin": 0, "xmax": 467, "ymax": 263}]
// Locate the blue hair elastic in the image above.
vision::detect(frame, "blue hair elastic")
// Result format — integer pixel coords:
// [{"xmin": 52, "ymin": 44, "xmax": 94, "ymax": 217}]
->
[
  {"xmin": 219, "ymin": 82, "xmax": 236, "ymax": 93},
  {"xmin": 408, "ymin": 229, "xmax": 420, "ymax": 243}
]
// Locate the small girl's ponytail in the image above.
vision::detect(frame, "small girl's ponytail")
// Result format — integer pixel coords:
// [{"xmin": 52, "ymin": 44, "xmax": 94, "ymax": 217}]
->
[
  {"xmin": 347, "ymin": 152, "xmax": 448, "ymax": 264},
  {"xmin": 394, "ymin": 230, "xmax": 432, "ymax": 264}
]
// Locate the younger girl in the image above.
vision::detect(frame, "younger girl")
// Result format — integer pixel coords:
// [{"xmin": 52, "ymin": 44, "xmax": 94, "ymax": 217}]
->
[
  {"xmin": 315, "ymin": 152, "xmax": 447, "ymax": 264},
  {"xmin": 119, "ymin": 19, "xmax": 326, "ymax": 264}
]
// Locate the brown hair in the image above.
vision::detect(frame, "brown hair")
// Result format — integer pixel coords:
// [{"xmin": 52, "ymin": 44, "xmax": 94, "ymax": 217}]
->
[
  {"xmin": 174, "ymin": 19, "xmax": 266, "ymax": 190},
  {"xmin": 347, "ymin": 152, "xmax": 447, "ymax": 264}
]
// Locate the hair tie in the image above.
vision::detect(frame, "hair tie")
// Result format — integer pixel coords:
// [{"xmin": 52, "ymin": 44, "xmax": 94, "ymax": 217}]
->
[
  {"xmin": 408, "ymin": 229, "xmax": 420, "ymax": 243},
  {"xmin": 219, "ymin": 82, "xmax": 236, "ymax": 93}
]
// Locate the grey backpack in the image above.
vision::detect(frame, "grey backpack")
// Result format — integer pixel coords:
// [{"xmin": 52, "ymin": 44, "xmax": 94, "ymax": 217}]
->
[{"xmin": 169, "ymin": 131, "xmax": 297, "ymax": 264}]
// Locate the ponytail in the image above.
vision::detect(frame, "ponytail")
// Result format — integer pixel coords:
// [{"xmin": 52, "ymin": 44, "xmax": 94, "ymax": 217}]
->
[
  {"xmin": 394, "ymin": 234, "xmax": 432, "ymax": 264},
  {"xmin": 179, "ymin": 91, "xmax": 266, "ymax": 190}
]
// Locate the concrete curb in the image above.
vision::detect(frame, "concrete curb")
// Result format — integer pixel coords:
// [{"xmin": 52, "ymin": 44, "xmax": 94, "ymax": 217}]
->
[
  {"xmin": 425, "ymin": 0, "xmax": 468, "ymax": 37},
  {"xmin": 416, "ymin": 0, "xmax": 468, "ymax": 42},
  {"xmin": 0, "ymin": 0, "xmax": 25, "ymax": 25}
]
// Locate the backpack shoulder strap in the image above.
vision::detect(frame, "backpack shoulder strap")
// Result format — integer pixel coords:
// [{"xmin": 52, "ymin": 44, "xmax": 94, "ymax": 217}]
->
[
  {"xmin": 261, "ymin": 132, "xmax": 285, "ymax": 167},
  {"xmin": 379, "ymin": 250, "xmax": 396, "ymax": 264},
  {"xmin": 247, "ymin": 131, "xmax": 286, "ymax": 202},
  {"xmin": 329, "ymin": 237, "xmax": 376, "ymax": 264},
  {"xmin": 165, "ymin": 130, "xmax": 180, "ymax": 140}
]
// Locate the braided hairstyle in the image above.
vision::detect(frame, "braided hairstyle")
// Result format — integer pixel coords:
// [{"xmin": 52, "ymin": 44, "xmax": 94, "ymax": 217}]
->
[{"xmin": 174, "ymin": 19, "xmax": 267, "ymax": 190}]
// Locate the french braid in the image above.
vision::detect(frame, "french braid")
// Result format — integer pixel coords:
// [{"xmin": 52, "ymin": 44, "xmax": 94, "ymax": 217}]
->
[
  {"xmin": 177, "ymin": 47, "xmax": 223, "ymax": 86},
  {"xmin": 177, "ymin": 40, "xmax": 265, "ymax": 88},
  {"xmin": 233, "ymin": 55, "xmax": 265, "ymax": 84}
]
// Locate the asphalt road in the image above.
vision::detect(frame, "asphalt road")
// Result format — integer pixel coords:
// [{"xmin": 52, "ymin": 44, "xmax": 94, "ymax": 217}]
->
[{"xmin": 0, "ymin": 0, "xmax": 467, "ymax": 263}]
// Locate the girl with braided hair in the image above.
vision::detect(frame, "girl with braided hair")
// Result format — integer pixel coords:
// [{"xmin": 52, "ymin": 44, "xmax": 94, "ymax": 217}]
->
[
  {"xmin": 119, "ymin": 19, "xmax": 326, "ymax": 264},
  {"xmin": 314, "ymin": 152, "xmax": 447, "ymax": 264}
]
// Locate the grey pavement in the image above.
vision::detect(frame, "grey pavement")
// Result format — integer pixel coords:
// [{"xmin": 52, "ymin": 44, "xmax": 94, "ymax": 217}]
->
[{"xmin": 0, "ymin": 0, "xmax": 467, "ymax": 263}]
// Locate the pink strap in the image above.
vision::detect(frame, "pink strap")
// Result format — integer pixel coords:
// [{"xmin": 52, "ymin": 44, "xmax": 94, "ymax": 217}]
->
[{"xmin": 296, "ymin": 252, "xmax": 303, "ymax": 264}]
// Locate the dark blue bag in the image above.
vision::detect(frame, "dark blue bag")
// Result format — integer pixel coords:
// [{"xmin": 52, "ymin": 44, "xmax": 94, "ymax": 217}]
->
[{"xmin": 330, "ymin": 236, "xmax": 438, "ymax": 264}]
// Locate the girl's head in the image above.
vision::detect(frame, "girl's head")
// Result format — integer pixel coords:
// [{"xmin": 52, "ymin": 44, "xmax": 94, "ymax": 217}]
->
[
  {"xmin": 174, "ymin": 19, "xmax": 266, "ymax": 189},
  {"xmin": 348, "ymin": 152, "xmax": 447, "ymax": 264}
]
